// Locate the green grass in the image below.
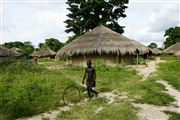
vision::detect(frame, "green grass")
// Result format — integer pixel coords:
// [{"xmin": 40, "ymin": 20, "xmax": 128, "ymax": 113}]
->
[
  {"xmin": 164, "ymin": 111, "xmax": 180, "ymax": 120},
  {"xmin": 1, "ymin": 60, "xmax": 178, "ymax": 120},
  {"xmin": 158, "ymin": 61, "xmax": 180, "ymax": 90},
  {"xmin": 0, "ymin": 61, "xmax": 79, "ymax": 119},
  {"xmin": 37, "ymin": 59, "xmax": 65, "ymax": 66},
  {"xmin": 130, "ymin": 76, "xmax": 174, "ymax": 105},
  {"xmin": 55, "ymin": 61, "xmax": 174, "ymax": 119},
  {"xmin": 56, "ymin": 98, "xmax": 138, "ymax": 120},
  {"xmin": 160, "ymin": 55, "xmax": 177, "ymax": 60}
]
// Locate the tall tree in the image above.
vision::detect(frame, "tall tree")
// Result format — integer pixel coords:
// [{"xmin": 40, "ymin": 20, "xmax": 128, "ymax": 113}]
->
[
  {"xmin": 38, "ymin": 38, "xmax": 64, "ymax": 52},
  {"xmin": 3, "ymin": 41, "xmax": 34, "ymax": 57},
  {"xmin": 65, "ymin": 0, "xmax": 128, "ymax": 42},
  {"xmin": 148, "ymin": 42, "xmax": 158, "ymax": 49},
  {"xmin": 164, "ymin": 26, "xmax": 180, "ymax": 48}
]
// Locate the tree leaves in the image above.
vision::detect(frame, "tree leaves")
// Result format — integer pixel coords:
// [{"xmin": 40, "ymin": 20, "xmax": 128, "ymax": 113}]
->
[
  {"xmin": 164, "ymin": 26, "xmax": 180, "ymax": 48},
  {"xmin": 65, "ymin": 0, "xmax": 128, "ymax": 42}
]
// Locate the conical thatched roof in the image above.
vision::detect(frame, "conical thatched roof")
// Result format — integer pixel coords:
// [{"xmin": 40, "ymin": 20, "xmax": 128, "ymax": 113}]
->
[
  {"xmin": 57, "ymin": 25, "xmax": 150, "ymax": 57},
  {"xmin": 150, "ymin": 48, "xmax": 162, "ymax": 55},
  {"xmin": 0, "ymin": 46, "xmax": 21, "ymax": 57},
  {"xmin": 175, "ymin": 50, "xmax": 180, "ymax": 57},
  {"xmin": 163, "ymin": 42, "xmax": 180, "ymax": 54},
  {"xmin": 30, "ymin": 48, "xmax": 56, "ymax": 57}
]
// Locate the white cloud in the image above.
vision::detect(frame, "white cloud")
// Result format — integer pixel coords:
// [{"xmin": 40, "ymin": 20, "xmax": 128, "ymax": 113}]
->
[
  {"xmin": 120, "ymin": 2, "xmax": 179, "ymax": 48},
  {"xmin": 148, "ymin": 3, "xmax": 179, "ymax": 32},
  {"xmin": 2, "ymin": 2, "xmax": 69, "ymax": 47},
  {"xmin": 1, "ymin": 0, "xmax": 179, "ymax": 48}
]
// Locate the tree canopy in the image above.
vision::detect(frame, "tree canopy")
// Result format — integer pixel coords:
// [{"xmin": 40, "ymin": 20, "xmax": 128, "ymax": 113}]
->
[
  {"xmin": 3, "ymin": 41, "xmax": 34, "ymax": 57},
  {"xmin": 164, "ymin": 26, "xmax": 180, "ymax": 48},
  {"xmin": 148, "ymin": 42, "xmax": 158, "ymax": 49},
  {"xmin": 65, "ymin": 0, "xmax": 128, "ymax": 42},
  {"xmin": 38, "ymin": 38, "xmax": 64, "ymax": 52}
]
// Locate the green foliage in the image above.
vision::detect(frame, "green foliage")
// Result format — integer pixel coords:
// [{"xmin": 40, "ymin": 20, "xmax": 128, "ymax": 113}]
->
[
  {"xmin": 160, "ymin": 55, "xmax": 177, "ymax": 60},
  {"xmin": 65, "ymin": 0, "xmax": 128, "ymax": 40},
  {"xmin": 3, "ymin": 41, "xmax": 34, "ymax": 57},
  {"xmin": 158, "ymin": 61, "xmax": 180, "ymax": 90},
  {"xmin": 132, "ymin": 77, "xmax": 174, "ymax": 105},
  {"xmin": 164, "ymin": 111, "xmax": 180, "ymax": 120},
  {"xmin": 38, "ymin": 38, "xmax": 64, "ymax": 52},
  {"xmin": 0, "ymin": 61, "xmax": 77, "ymax": 119},
  {"xmin": 148, "ymin": 42, "xmax": 158, "ymax": 48},
  {"xmin": 56, "ymin": 98, "xmax": 138, "ymax": 120},
  {"xmin": 164, "ymin": 26, "xmax": 180, "ymax": 48}
]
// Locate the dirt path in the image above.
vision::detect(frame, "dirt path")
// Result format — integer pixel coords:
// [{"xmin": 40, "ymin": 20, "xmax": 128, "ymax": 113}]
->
[
  {"xmin": 133, "ymin": 80, "xmax": 180, "ymax": 120},
  {"xmin": 135, "ymin": 58, "xmax": 165, "ymax": 81},
  {"xmin": 133, "ymin": 58, "xmax": 180, "ymax": 120}
]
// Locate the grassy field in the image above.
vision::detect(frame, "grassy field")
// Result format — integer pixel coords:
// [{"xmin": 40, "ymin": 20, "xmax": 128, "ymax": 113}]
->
[
  {"xmin": 158, "ymin": 61, "xmax": 180, "ymax": 90},
  {"xmin": 0, "ymin": 61, "xmax": 79, "ymax": 120},
  {"xmin": 56, "ymin": 61, "xmax": 174, "ymax": 119},
  {"xmin": 160, "ymin": 55, "xmax": 177, "ymax": 61},
  {"xmin": 0, "ymin": 59, "xmax": 179, "ymax": 120}
]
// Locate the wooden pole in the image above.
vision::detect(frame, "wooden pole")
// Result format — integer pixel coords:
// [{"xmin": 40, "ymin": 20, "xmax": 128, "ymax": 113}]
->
[{"xmin": 136, "ymin": 54, "xmax": 139, "ymax": 68}]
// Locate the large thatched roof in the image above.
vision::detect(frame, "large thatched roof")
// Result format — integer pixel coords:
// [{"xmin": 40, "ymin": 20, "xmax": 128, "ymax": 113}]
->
[
  {"xmin": 0, "ymin": 46, "xmax": 21, "ymax": 57},
  {"xmin": 57, "ymin": 25, "xmax": 150, "ymax": 57},
  {"xmin": 30, "ymin": 48, "xmax": 56, "ymax": 57},
  {"xmin": 150, "ymin": 48, "xmax": 162, "ymax": 55},
  {"xmin": 163, "ymin": 42, "xmax": 180, "ymax": 54},
  {"xmin": 175, "ymin": 50, "xmax": 180, "ymax": 57}
]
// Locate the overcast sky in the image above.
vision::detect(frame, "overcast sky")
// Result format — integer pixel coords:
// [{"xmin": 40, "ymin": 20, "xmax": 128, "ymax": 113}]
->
[{"xmin": 0, "ymin": 0, "xmax": 179, "ymax": 48}]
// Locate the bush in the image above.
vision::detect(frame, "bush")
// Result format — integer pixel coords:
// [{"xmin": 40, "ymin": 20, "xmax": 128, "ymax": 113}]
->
[{"xmin": 0, "ymin": 61, "xmax": 78, "ymax": 119}]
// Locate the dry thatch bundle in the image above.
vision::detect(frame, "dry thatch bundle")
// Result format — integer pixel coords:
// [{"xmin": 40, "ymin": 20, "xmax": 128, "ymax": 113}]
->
[
  {"xmin": 163, "ymin": 42, "xmax": 180, "ymax": 54},
  {"xmin": 0, "ymin": 46, "xmax": 10, "ymax": 57},
  {"xmin": 175, "ymin": 50, "xmax": 180, "ymax": 57},
  {"xmin": 0, "ymin": 46, "xmax": 21, "ymax": 57},
  {"xmin": 150, "ymin": 48, "xmax": 162, "ymax": 55},
  {"xmin": 57, "ymin": 25, "xmax": 150, "ymax": 57},
  {"xmin": 30, "ymin": 48, "xmax": 56, "ymax": 58}
]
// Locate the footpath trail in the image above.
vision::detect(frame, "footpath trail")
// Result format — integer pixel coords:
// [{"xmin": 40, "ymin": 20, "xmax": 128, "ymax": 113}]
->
[
  {"xmin": 134, "ymin": 57, "xmax": 165, "ymax": 81},
  {"xmin": 133, "ymin": 58, "xmax": 180, "ymax": 120}
]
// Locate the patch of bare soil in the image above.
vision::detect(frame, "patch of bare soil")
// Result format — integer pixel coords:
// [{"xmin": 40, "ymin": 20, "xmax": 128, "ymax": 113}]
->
[
  {"xmin": 133, "ymin": 80, "xmax": 180, "ymax": 120},
  {"xmin": 136, "ymin": 58, "xmax": 165, "ymax": 81}
]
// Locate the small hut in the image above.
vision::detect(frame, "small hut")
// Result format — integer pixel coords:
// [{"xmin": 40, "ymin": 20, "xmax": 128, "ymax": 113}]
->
[
  {"xmin": 175, "ymin": 50, "xmax": 180, "ymax": 57},
  {"xmin": 163, "ymin": 42, "xmax": 180, "ymax": 55},
  {"xmin": 30, "ymin": 48, "xmax": 56, "ymax": 59},
  {"xmin": 149, "ymin": 48, "xmax": 162, "ymax": 56},
  {"xmin": 0, "ymin": 46, "xmax": 21, "ymax": 64},
  {"xmin": 57, "ymin": 25, "xmax": 150, "ymax": 65}
]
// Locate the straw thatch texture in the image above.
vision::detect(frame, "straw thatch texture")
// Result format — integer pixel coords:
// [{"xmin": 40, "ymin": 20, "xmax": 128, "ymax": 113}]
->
[
  {"xmin": 57, "ymin": 25, "xmax": 150, "ymax": 57},
  {"xmin": 163, "ymin": 42, "xmax": 180, "ymax": 54},
  {"xmin": 175, "ymin": 50, "xmax": 180, "ymax": 57},
  {"xmin": 0, "ymin": 46, "xmax": 10, "ymax": 57},
  {"xmin": 30, "ymin": 48, "xmax": 56, "ymax": 58},
  {"xmin": 150, "ymin": 48, "xmax": 162, "ymax": 55},
  {"xmin": 0, "ymin": 46, "xmax": 21, "ymax": 57}
]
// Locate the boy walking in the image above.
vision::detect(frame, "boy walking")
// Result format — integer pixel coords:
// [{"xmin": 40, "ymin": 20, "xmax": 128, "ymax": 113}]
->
[{"xmin": 82, "ymin": 60, "xmax": 98, "ymax": 99}]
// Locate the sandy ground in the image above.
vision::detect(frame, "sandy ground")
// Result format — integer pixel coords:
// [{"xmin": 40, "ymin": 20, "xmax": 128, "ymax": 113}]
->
[
  {"xmin": 133, "ymin": 80, "xmax": 180, "ymax": 120},
  {"xmin": 132, "ymin": 58, "xmax": 165, "ymax": 81},
  {"xmin": 133, "ymin": 58, "xmax": 180, "ymax": 120}
]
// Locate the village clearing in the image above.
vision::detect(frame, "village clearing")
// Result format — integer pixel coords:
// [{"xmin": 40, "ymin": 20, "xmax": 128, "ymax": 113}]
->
[{"xmin": 1, "ymin": 57, "xmax": 180, "ymax": 120}]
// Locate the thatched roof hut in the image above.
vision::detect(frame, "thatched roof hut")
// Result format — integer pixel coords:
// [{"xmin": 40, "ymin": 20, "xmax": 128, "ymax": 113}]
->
[
  {"xmin": 0, "ymin": 46, "xmax": 21, "ymax": 64},
  {"xmin": 0, "ymin": 46, "xmax": 10, "ymax": 57},
  {"xmin": 163, "ymin": 42, "xmax": 180, "ymax": 54},
  {"xmin": 0, "ymin": 46, "xmax": 21, "ymax": 57},
  {"xmin": 30, "ymin": 48, "xmax": 56, "ymax": 58},
  {"xmin": 175, "ymin": 50, "xmax": 180, "ymax": 57},
  {"xmin": 57, "ymin": 25, "xmax": 150, "ymax": 65},
  {"xmin": 149, "ymin": 48, "xmax": 162, "ymax": 55}
]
